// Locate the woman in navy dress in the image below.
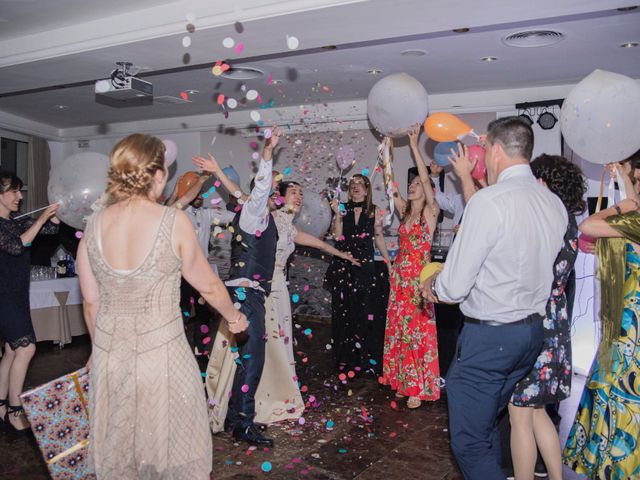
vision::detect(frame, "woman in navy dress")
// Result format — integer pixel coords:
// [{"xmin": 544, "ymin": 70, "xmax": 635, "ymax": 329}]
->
[{"xmin": 0, "ymin": 171, "xmax": 59, "ymax": 434}]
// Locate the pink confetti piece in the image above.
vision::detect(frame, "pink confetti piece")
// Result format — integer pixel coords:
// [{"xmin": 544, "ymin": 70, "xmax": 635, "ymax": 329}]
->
[
  {"xmin": 235, "ymin": 42, "xmax": 244, "ymax": 53},
  {"xmin": 241, "ymin": 384, "xmax": 249, "ymax": 393}
]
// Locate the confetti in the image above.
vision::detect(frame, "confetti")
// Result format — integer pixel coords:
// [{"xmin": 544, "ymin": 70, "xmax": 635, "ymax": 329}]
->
[
  {"xmin": 182, "ymin": 36, "xmax": 191, "ymax": 48},
  {"xmin": 227, "ymin": 98, "xmax": 238, "ymax": 109},
  {"xmin": 241, "ymin": 384, "xmax": 250, "ymax": 393},
  {"xmin": 286, "ymin": 35, "xmax": 300, "ymax": 50},
  {"xmin": 223, "ymin": 37, "xmax": 235, "ymax": 48},
  {"xmin": 235, "ymin": 42, "xmax": 244, "ymax": 53},
  {"xmin": 261, "ymin": 461, "xmax": 272, "ymax": 472},
  {"xmin": 250, "ymin": 111, "xmax": 261, "ymax": 122},
  {"xmin": 291, "ymin": 294, "xmax": 300, "ymax": 303},
  {"xmin": 246, "ymin": 89, "xmax": 258, "ymax": 101}
]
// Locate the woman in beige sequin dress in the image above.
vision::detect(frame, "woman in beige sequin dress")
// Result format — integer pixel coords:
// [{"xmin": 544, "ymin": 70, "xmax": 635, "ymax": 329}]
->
[{"xmin": 76, "ymin": 134, "xmax": 248, "ymax": 480}]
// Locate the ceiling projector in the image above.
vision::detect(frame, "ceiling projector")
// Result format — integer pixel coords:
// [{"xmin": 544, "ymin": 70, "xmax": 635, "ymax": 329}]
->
[
  {"xmin": 95, "ymin": 76, "xmax": 153, "ymax": 99},
  {"xmin": 95, "ymin": 61, "xmax": 153, "ymax": 102}
]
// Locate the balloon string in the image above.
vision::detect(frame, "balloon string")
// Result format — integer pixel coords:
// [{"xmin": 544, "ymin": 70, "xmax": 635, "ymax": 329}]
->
[{"xmin": 13, "ymin": 203, "xmax": 58, "ymax": 220}]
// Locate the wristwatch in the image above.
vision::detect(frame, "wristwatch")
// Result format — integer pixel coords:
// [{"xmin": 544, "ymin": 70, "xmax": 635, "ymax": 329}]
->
[
  {"xmin": 614, "ymin": 205, "xmax": 622, "ymax": 215},
  {"xmin": 430, "ymin": 276, "xmax": 439, "ymax": 300}
]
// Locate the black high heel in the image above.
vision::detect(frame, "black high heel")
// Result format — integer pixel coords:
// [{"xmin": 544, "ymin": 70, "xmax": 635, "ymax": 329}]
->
[
  {"xmin": 4, "ymin": 404, "xmax": 33, "ymax": 437},
  {"xmin": 0, "ymin": 399, "xmax": 7, "ymax": 431}
]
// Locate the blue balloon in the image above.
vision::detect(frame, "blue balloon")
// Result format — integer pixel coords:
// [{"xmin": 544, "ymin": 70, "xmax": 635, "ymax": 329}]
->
[
  {"xmin": 434, "ymin": 141, "xmax": 459, "ymax": 167},
  {"xmin": 222, "ymin": 166, "xmax": 241, "ymax": 186}
]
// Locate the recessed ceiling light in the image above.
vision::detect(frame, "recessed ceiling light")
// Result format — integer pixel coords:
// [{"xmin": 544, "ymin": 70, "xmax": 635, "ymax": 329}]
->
[
  {"xmin": 321, "ymin": 45, "xmax": 337, "ymax": 50},
  {"xmin": 481, "ymin": 56, "xmax": 498, "ymax": 62},
  {"xmin": 53, "ymin": 105, "xmax": 68, "ymax": 110},
  {"xmin": 617, "ymin": 6, "xmax": 638, "ymax": 11},
  {"xmin": 401, "ymin": 49, "xmax": 427, "ymax": 56},
  {"xmin": 271, "ymin": 79, "xmax": 284, "ymax": 85},
  {"xmin": 185, "ymin": 89, "xmax": 199, "ymax": 94},
  {"xmin": 368, "ymin": 69, "xmax": 382, "ymax": 75},
  {"xmin": 620, "ymin": 41, "xmax": 639, "ymax": 48},
  {"xmin": 453, "ymin": 27, "xmax": 470, "ymax": 33}
]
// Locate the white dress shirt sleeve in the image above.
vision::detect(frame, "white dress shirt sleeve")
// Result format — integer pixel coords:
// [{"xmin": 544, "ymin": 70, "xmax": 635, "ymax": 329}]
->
[
  {"xmin": 238, "ymin": 157, "xmax": 272, "ymax": 234},
  {"xmin": 435, "ymin": 193, "xmax": 501, "ymax": 303},
  {"xmin": 434, "ymin": 182, "xmax": 455, "ymax": 215}
]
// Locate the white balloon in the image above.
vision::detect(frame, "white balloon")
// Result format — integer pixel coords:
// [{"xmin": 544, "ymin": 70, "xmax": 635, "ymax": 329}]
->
[
  {"xmin": 367, "ymin": 73, "xmax": 429, "ymax": 138},
  {"xmin": 48, "ymin": 152, "xmax": 110, "ymax": 229},
  {"xmin": 162, "ymin": 139, "xmax": 178, "ymax": 167},
  {"xmin": 293, "ymin": 191, "xmax": 332, "ymax": 239},
  {"xmin": 560, "ymin": 69, "xmax": 640, "ymax": 164}
]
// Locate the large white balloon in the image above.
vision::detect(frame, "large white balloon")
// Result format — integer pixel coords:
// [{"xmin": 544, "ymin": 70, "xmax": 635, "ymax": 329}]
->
[
  {"xmin": 560, "ymin": 69, "xmax": 640, "ymax": 164},
  {"xmin": 367, "ymin": 73, "xmax": 429, "ymax": 138},
  {"xmin": 293, "ymin": 191, "xmax": 332, "ymax": 239},
  {"xmin": 48, "ymin": 152, "xmax": 110, "ymax": 229}
]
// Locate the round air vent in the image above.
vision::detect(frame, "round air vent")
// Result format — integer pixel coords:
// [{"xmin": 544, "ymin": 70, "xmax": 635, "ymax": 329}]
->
[
  {"xmin": 220, "ymin": 66, "xmax": 264, "ymax": 80},
  {"xmin": 502, "ymin": 30, "xmax": 565, "ymax": 48}
]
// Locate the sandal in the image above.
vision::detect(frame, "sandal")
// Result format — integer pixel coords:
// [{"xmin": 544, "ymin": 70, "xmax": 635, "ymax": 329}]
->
[{"xmin": 407, "ymin": 396, "xmax": 422, "ymax": 409}]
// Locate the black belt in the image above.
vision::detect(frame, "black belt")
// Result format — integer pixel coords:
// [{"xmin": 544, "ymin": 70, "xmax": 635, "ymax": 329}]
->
[{"xmin": 464, "ymin": 313, "xmax": 543, "ymax": 327}]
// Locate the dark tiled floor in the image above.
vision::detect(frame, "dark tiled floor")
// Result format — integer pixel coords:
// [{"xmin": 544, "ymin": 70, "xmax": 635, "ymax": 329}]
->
[{"xmin": 1, "ymin": 316, "xmax": 588, "ymax": 479}]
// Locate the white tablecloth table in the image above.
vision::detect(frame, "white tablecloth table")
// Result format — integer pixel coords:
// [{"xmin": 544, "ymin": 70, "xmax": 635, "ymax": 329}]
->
[{"xmin": 29, "ymin": 277, "xmax": 87, "ymax": 345}]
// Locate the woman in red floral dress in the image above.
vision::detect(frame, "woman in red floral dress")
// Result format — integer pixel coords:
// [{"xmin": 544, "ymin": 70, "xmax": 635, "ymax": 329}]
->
[{"xmin": 381, "ymin": 125, "xmax": 441, "ymax": 409}]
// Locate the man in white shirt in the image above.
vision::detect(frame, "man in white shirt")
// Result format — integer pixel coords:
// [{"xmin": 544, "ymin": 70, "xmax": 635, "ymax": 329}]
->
[
  {"xmin": 194, "ymin": 129, "xmax": 283, "ymax": 448},
  {"xmin": 422, "ymin": 117, "xmax": 567, "ymax": 480},
  {"xmin": 429, "ymin": 162, "xmax": 465, "ymax": 226}
]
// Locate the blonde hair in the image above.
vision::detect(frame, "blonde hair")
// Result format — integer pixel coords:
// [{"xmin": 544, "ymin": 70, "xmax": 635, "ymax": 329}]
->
[{"xmin": 105, "ymin": 134, "xmax": 166, "ymax": 204}]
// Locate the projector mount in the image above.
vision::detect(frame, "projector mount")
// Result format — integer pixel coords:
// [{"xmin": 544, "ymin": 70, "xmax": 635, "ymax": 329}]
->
[{"xmin": 110, "ymin": 62, "xmax": 139, "ymax": 89}]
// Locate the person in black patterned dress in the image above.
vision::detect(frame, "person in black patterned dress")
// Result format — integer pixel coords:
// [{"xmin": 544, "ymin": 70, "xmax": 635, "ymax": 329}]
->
[
  {"xmin": 508, "ymin": 155, "xmax": 587, "ymax": 480},
  {"xmin": 325, "ymin": 174, "xmax": 391, "ymax": 372},
  {"xmin": 0, "ymin": 171, "xmax": 59, "ymax": 434}
]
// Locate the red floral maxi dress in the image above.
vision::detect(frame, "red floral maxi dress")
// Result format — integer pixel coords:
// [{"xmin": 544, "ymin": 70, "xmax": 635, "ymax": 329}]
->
[{"xmin": 381, "ymin": 220, "xmax": 440, "ymax": 401}]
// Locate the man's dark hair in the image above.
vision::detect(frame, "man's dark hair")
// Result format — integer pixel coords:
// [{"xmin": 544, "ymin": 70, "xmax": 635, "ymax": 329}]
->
[{"xmin": 486, "ymin": 116, "xmax": 534, "ymax": 161}]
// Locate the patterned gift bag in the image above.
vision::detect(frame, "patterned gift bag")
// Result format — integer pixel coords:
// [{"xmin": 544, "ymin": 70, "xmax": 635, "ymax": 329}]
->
[{"xmin": 20, "ymin": 367, "xmax": 95, "ymax": 480}]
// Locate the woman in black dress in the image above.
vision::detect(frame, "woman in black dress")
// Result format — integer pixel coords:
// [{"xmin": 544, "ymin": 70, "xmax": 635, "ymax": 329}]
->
[
  {"xmin": 325, "ymin": 174, "xmax": 391, "ymax": 372},
  {"xmin": 0, "ymin": 171, "xmax": 59, "ymax": 434},
  {"xmin": 508, "ymin": 156, "xmax": 587, "ymax": 480}
]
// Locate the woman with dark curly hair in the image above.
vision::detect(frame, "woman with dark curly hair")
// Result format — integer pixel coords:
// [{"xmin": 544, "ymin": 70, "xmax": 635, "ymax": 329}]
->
[{"xmin": 508, "ymin": 154, "xmax": 587, "ymax": 480}]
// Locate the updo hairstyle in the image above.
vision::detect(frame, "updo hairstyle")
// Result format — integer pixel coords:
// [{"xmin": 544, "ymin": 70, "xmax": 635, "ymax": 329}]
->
[{"xmin": 105, "ymin": 134, "xmax": 166, "ymax": 204}]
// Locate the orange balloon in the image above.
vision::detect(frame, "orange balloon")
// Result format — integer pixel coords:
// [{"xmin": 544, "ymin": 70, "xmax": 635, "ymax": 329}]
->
[
  {"xmin": 424, "ymin": 113, "xmax": 472, "ymax": 142},
  {"xmin": 176, "ymin": 171, "xmax": 201, "ymax": 198}
]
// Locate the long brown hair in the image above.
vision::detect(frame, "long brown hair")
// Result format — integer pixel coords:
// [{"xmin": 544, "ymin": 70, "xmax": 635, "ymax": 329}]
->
[
  {"xmin": 348, "ymin": 174, "xmax": 374, "ymax": 217},
  {"xmin": 400, "ymin": 176, "xmax": 432, "ymax": 224}
]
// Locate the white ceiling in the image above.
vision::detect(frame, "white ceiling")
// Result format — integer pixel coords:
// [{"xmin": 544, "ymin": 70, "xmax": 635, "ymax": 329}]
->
[{"xmin": 0, "ymin": 0, "xmax": 639, "ymax": 133}]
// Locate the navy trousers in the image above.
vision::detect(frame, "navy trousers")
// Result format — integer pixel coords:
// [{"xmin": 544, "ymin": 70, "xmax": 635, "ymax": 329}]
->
[
  {"xmin": 446, "ymin": 316, "xmax": 544, "ymax": 480},
  {"xmin": 225, "ymin": 287, "xmax": 267, "ymax": 429}
]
